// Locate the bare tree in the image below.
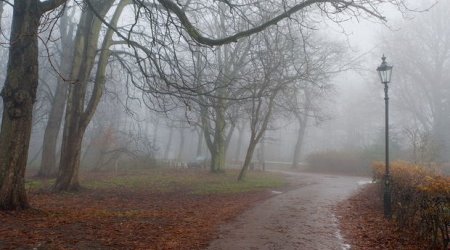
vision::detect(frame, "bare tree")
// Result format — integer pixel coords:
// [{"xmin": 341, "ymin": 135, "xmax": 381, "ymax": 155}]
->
[
  {"xmin": 0, "ymin": 0, "xmax": 412, "ymax": 209},
  {"xmin": 287, "ymin": 38, "xmax": 344, "ymax": 168},
  {"xmin": 238, "ymin": 29, "xmax": 302, "ymax": 180},
  {"xmin": 39, "ymin": 6, "xmax": 76, "ymax": 177},
  {"xmin": 55, "ymin": 0, "xmax": 128, "ymax": 191},
  {"xmin": 198, "ymin": 41, "xmax": 252, "ymax": 172},
  {"xmin": 385, "ymin": 0, "xmax": 450, "ymax": 162}
]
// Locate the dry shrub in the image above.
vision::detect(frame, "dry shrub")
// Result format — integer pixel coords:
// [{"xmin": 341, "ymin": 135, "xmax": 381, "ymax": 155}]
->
[{"xmin": 373, "ymin": 161, "xmax": 450, "ymax": 249}]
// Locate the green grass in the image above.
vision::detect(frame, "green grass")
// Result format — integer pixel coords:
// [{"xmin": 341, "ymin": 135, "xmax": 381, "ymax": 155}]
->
[
  {"xmin": 26, "ymin": 169, "xmax": 287, "ymax": 194},
  {"xmin": 25, "ymin": 179, "xmax": 55, "ymax": 190},
  {"xmin": 190, "ymin": 171, "xmax": 286, "ymax": 194}
]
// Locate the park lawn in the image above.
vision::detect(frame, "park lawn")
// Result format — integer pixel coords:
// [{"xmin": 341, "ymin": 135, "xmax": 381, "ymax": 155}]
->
[{"xmin": 1, "ymin": 168, "xmax": 286, "ymax": 249}]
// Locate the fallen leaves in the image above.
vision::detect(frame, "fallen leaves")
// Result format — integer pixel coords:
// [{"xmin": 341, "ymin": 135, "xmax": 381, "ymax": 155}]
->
[
  {"xmin": 0, "ymin": 170, "xmax": 275, "ymax": 249},
  {"xmin": 335, "ymin": 184, "xmax": 431, "ymax": 250}
]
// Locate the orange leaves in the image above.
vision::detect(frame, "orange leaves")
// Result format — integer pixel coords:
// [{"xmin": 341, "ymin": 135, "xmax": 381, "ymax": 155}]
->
[
  {"xmin": 336, "ymin": 184, "xmax": 430, "ymax": 250},
  {"xmin": 0, "ymin": 186, "xmax": 271, "ymax": 249},
  {"xmin": 372, "ymin": 161, "xmax": 450, "ymax": 249},
  {"xmin": 373, "ymin": 160, "xmax": 450, "ymax": 197},
  {"xmin": 419, "ymin": 175, "xmax": 450, "ymax": 196}
]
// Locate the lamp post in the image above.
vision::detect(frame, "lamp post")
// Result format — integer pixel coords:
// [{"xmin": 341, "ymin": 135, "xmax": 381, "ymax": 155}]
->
[{"xmin": 377, "ymin": 55, "xmax": 393, "ymax": 219}]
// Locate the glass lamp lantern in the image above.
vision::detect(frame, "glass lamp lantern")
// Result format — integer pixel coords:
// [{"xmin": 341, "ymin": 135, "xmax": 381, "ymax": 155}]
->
[{"xmin": 377, "ymin": 55, "xmax": 393, "ymax": 84}]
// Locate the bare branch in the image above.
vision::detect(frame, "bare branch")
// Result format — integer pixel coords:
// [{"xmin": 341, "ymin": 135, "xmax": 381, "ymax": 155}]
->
[
  {"xmin": 39, "ymin": 0, "xmax": 67, "ymax": 14},
  {"xmin": 157, "ymin": 0, "xmax": 387, "ymax": 46}
]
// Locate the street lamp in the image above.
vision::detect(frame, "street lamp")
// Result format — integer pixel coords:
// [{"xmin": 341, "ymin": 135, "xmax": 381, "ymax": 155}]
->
[{"xmin": 377, "ymin": 55, "xmax": 393, "ymax": 219}]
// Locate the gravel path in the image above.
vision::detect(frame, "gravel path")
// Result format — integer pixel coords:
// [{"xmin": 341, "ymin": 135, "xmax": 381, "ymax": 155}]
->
[{"xmin": 207, "ymin": 172, "xmax": 370, "ymax": 250}]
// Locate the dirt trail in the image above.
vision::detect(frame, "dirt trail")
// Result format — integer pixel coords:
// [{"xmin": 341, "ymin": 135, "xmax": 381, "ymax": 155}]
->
[{"xmin": 207, "ymin": 172, "xmax": 370, "ymax": 250}]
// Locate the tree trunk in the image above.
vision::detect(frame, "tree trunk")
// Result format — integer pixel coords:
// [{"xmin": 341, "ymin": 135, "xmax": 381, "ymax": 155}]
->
[
  {"xmin": 237, "ymin": 139, "xmax": 257, "ymax": 181},
  {"xmin": 54, "ymin": 78, "xmax": 86, "ymax": 191},
  {"xmin": 39, "ymin": 80, "xmax": 68, "ymax": 177},
  {"xmin": 177, "ymin": 127, "xmax": 185, "ymax": 161},
  {"xmin": 260, "ymin": 138, "xmax": 266, "ymax": 171},
  {"xmin": 238, "ymin": 91, "xmax": 277, "ymax": 181},
  {"xmin": 164, "ymin": 123, "xmax": 174, "ymax": 159},
  {"xmin": 54, "ymin": 0, "xmax": 121, "ymax": 192},
  {"xmin": 210, "ymin": 145, "xmax": 225, "ymax": 173},
  {"xmin": 210, "ymin": 104, "xmax": 226, "ymax": 172},
  {"xmin": 54, "ymin": 130, "xmax": 84, "ymax": 191},
  {"xmin": 152, "ymin": 118, "xmax": 159, "ymax": 150},
  {"xmin": 432, "ymin": 103, "xmax": 450, "ymax": 162},
  {"xmin": 234, "ymin": 125, "xmax": 243, "ymax": 162},
  {"xmin": 196, "ymin": 127, "xmax": 203, "ymax": 157},
  {"xmin": 0, "ymin": 2, "xmax": 4, "ymax": 23},
  {"xmin": 39, "ymin": 10, "xmax": 74, "ymax": 178},
  {"xmin": 225, "ymin": 122, "xmax": 235, "ymax": 153},
  {"xmin": 0, "ymin": 1, "xmax": 40, "ymax": 209},
  {"xmin": 291, "ymin": 116, "xmax": 308, "ymax": 169}
]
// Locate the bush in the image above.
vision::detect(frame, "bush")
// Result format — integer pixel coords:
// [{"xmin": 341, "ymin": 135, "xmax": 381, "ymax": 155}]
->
[
  {"xmin": 306, "ymin": 150, "xmax": 372, "ymax": 176},
  {"xmin": 373, "ymin": 161, "xmax": 450, "ymax": 249}
]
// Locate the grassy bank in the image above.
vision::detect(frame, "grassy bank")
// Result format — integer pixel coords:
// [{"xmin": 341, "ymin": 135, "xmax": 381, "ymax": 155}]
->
[{"xmin": 26, "ymin": 168, "xmax": 287, "ymax": 194}]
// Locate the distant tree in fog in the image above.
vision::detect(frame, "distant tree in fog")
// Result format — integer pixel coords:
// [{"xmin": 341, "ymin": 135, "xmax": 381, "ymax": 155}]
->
[
  {"xmin": 385, "ymin": 1, "xmax": 450, "ymax": 162},
  {"xmin": 238, "ymin": 28, "xmax": 307, "ymax": 180},
  {"xmin": 285, "ymin": 38, "xmax": 344, "ymax": 169}
]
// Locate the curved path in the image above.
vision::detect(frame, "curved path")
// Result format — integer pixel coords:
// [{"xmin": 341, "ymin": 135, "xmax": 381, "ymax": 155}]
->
[{"xmin": 207, "ymin": 172, "xmax": 369, "ymax": 250}]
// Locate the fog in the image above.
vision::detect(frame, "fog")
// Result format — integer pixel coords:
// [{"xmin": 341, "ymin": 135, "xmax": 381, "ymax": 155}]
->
[
  {"xmin": 0, "ymin": 0, "xmax": 449, "ymax": 183},
  {"xmin": 1, "ymin": 1, "xmax": 450, "ymax": 248}
]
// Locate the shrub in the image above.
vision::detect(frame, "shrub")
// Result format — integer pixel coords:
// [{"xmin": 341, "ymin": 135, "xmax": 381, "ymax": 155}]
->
[
  {"xmin": 373, "ymin": 161, "xmax": 450, "ymax": 249},
  {"xmin": 306, "ymin": 150, "xmax": 372, "ymax": 176}
]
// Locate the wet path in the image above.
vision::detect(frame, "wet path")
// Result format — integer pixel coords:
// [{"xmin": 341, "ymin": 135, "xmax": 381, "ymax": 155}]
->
[{"xmin": 207, "ymin": 172, "xmax": 369, "ymax": 250}]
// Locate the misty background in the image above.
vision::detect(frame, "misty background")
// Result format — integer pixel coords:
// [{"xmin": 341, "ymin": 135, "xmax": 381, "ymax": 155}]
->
[{"xmin": 0, "ymin": 0, "xmax": 447, "ymax": 177}]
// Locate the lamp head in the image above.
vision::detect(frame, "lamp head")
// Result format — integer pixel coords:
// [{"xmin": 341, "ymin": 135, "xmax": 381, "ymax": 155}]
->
[{"xmin": 377, "ymin": 55, "xmax": 393, "ymax": 84}]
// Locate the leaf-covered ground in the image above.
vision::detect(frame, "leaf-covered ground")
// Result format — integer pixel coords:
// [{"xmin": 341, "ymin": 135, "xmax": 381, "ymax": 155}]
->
[
  {"xmin": 335, "ymin": 184, "xmax": 431, "ymax": 250},
  {"xmin": 0, "ymin": 169, "xmax": 285, "ymax": 249}
]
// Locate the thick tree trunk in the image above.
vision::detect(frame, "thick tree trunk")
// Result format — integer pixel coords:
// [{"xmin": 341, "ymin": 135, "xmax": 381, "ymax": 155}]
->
[
  {"xmin": 54, "ymin": 65, "xmax": 90, "ymax": 191},
  {"xmin": 39, "ymin": 11, "xmax": 74, "ymax": 178},
  {"xmin": 39, "ymin": 81, "xmax": 68, "ymax": 177},
  {"xmin": 54, "ymin": 0, "xmax": 121, "ymax": 192},
  {"xmin": 54, "ymin": 130, "xmax": 84, "ymax": 191},
  {"xmin": 54, "ymin": 83, "xmax": 86, "ymax": 191},
  {"xmin": 210, "ymin": 145, "xmax": 225, "ymax": 173},
  {"xmin": 209, "ymin": 104, "xmax": 226, "ymax": 172},
  {"xmin": 0, "ymin": 1, "xmax": 40, "ymax": 209}
]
